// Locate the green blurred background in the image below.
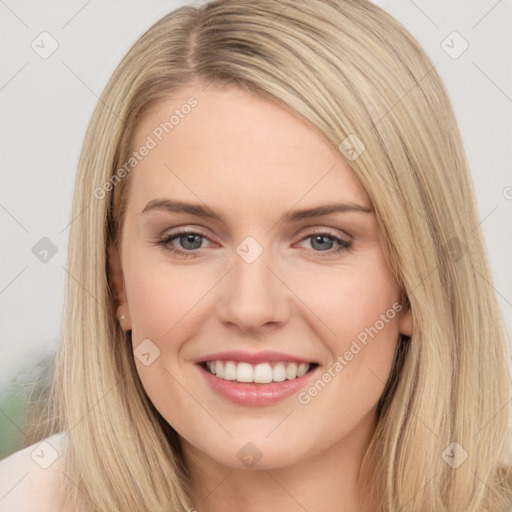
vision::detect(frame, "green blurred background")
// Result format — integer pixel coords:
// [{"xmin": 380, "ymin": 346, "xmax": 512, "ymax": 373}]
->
[{"xmin": 0, "ymin": 354, "xmax": 53, "ymax": 459}]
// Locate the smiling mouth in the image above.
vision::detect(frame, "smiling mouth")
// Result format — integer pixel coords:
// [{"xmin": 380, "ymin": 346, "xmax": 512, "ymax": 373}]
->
[{"xmin": 199, "ymin": 360, "xmax": 319, "ymax": 384}]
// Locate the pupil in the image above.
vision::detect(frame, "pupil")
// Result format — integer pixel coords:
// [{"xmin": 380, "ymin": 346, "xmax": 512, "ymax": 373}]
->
[
  {"xmin": 312, "ymin": 235, "xmax": 332, "ymax": 251},
  {"xmin": 182, "ymin": 234, "xmax": 202, "ymax": 250}
]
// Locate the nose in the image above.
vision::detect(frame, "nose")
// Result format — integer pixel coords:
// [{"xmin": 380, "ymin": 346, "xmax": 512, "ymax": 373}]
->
[{"xmin": 216, "ymin": 243, "xmax": 291, "ymax": 335}]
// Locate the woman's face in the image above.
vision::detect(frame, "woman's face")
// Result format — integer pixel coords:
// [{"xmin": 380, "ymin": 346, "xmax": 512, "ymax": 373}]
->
[{"xmin": 110, "ymin": 82, "xmax": 412, "ymax": 471}]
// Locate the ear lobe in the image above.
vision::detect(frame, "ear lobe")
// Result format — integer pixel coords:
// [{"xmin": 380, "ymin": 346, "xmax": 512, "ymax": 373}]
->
[
  {"xmin": 108, "ymin": 243, "xmax": 132, "ymax": 331},
  {"xmin": 398, "ymin": 303, "xmax": 413, "ymax": 337}
]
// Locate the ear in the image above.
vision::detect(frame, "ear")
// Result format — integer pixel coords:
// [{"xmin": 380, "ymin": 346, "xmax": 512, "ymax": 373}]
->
[
  {"xmin": 398, "ymin": 301, "xmax": 413, "ymax": 337},
  {"xmin": 108, "ymin": 243, "xmax": 132, "ymax": 331}
]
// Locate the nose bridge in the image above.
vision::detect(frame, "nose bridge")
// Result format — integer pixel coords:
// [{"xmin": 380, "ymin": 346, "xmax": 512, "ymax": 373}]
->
[{"xmin": 217, "ymin": 234, "xmax": 289, "ymax": 331}]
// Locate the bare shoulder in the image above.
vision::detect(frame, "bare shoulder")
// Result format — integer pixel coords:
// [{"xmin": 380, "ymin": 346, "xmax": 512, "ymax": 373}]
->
[{"xmin": 0, "ymin": 432, "xmax": 67, "ymax": 512}]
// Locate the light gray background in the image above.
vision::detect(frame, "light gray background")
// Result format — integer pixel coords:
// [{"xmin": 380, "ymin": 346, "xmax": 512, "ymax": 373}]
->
[{"xmin": 1, "ymin": 0, "xmax": 511, "ymax": 390}]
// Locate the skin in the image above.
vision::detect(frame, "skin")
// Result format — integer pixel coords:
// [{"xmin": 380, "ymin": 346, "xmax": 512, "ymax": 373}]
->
[{"xmin": 109, "ymin": 81, "xmax": 413, "ymax": 512}]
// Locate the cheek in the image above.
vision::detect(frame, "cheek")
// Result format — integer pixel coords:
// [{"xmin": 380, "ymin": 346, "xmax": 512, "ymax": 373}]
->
[
  {"xmin": 329, "ymin": 284, "xmax": 401, "ymax": 361},
  {"xmin": 287, "ymin": 257, "xmax": 401, "ymax": 350},
  {"xmin": 124, "ymin": 263, "xmax": 212, "ymax": 436},
  {"xmin": 126, "ymin": 261, "xmax": 213, "ymax": 340},
  {"xmin": 294, "ymin": 310, "xmax": 400, "ymax": 438},
  {"xmin": 290, "ymin": 260, "xmax": 402, "ymax": 408}
]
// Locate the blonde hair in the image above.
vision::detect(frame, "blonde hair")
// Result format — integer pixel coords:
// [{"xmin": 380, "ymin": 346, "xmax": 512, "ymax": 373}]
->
[{"xmin": 32, "ymin": 0, "xmax": 512, "ymax": 510}]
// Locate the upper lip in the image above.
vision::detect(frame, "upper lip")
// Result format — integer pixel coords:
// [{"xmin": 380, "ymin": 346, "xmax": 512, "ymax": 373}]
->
[{"xmin": 194, "ymin": 350, "xmax": 317, "ymax": 365}]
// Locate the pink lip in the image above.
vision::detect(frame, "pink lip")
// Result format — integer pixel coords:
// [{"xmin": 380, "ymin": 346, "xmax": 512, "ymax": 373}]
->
[
  {"xmin": 196, "ymin": 363, "xmax": 319, "ymax": 407},
  {"xmin": 193, "ymin": 350, "xmax": 315, "ymax": 365}
]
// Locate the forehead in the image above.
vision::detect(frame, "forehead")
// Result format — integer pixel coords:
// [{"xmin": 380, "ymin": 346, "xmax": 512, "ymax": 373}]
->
[{"xmin": 127, "ymin": 83, "xmax": 370, "ymax": 214}]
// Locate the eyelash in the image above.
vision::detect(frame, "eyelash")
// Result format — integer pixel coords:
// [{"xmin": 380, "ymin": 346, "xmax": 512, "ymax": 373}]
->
[{"xmin": 154, "ymin": 229, "xmax": 352, "ymax": 259}]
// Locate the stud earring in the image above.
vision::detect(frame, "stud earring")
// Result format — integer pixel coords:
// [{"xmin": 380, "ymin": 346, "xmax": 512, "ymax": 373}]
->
[{"xmin": 116, "ymin": 306, "xmax": 127, "ymax": 324}]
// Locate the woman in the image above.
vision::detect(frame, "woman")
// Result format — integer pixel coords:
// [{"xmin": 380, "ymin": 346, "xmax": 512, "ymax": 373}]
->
[{"xmin": 1, "ymin": 0, "xmax": 511, "ymax": 510}]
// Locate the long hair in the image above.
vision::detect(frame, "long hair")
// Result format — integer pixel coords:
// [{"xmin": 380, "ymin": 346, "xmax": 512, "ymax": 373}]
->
[{"xmin": 36, "ymin": 0, "xmax": 512, "ymax": 509}]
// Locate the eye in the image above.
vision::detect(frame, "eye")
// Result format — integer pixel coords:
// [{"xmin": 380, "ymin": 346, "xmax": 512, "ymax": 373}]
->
[
  {"xmin": 155, "ymin": 230, "xmax": 213, "ymax": 259},
  {"xmin": 154, "ymin": 228, "xmax": 352, "ymax": 259},
  {"xmin": 296, "ymin": 230, "xmax": 352, "ymax": 257}
]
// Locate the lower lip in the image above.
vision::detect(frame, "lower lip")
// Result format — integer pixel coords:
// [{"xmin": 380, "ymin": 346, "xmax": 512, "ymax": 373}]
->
[{"xmin": 197, "ymin": 364, "xmax": 318, "ymax": 407}]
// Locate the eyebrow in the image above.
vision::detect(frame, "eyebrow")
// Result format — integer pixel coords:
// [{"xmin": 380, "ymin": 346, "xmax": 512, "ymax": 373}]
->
[{"xmin": 142, "ymin": 198, "xmax": 373, "ymax": 224}]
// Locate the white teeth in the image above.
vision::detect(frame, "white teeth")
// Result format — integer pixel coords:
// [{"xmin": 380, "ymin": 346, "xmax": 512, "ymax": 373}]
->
[
  {"xmin": 253, "ymin": 363, "xmax": 273, "ymax": 383},
  {"xmin": 236, "ymin": 362, "xmax": 253, "ymax": 382},
  {"xmin": 224, "ymin": 361, "xmax": 237, "ymax": 380},
  {"xmin": 204, "ymin": 360, "xmax": 313, "ymax": 383},
  {"xmin": 286, "ymin": 362, "xmax": 297, "ymax": 380},
  {"xmin": 297, "ymin": 363, "xmax": 308, "ymax": 377},
  {"xmin": 272, "ymin": 363, "xmax": 287, "ymax": 382},
  {"xmin": 215, "ymin": 361, "xmax": 225, "ymax": 378}
]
